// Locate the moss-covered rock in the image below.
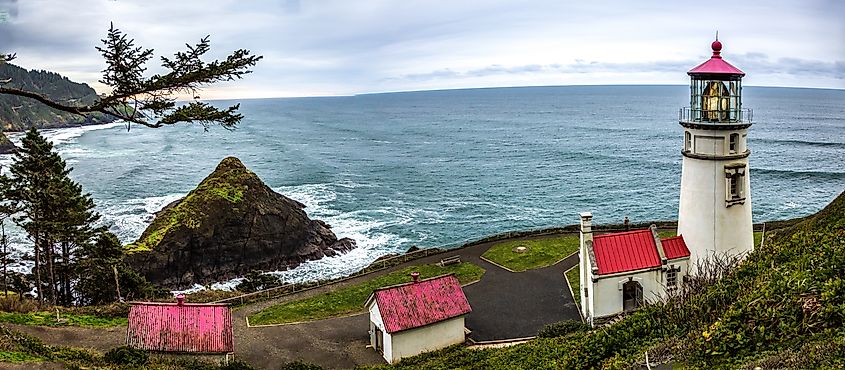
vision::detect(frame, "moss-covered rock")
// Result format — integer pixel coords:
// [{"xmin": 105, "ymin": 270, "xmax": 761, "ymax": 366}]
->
[{"xmin": 126, "ymin": 157, "xmax": 355, "ymax": 289}]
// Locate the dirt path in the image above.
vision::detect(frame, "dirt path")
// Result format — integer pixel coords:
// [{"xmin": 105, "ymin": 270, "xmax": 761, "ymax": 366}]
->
[{"xmin": 2, "ymin": 323, "xmax": 125, "ymax": 352}]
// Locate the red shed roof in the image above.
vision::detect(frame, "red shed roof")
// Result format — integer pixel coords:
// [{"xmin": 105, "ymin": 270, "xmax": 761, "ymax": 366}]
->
[
  {"xmin": 688, "ymin": 39, "xmax": 745, "ymax": 76},
  {"xmin": 367, "ymin": 274, "xmax": 471, "ymax": 334},
  {"xmin": 593, "ymin": 229, "xmax": 661, "ymax": 275},
  {"xmin": 127, "ymin": 301, "xmax": 233, "ymax": 353},
  {"xmin": 661, "ymin": 236, "xmax": 692, "ymax": 260}
]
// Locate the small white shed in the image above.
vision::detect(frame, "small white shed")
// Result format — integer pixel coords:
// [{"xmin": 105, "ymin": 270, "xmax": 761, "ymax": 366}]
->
[
  {"xmin": 578, "ymin": 212, "xmax": 691, "ymax": 326},
  {"xmin": 365, "ymin": 273, "xmax": 472, "ymax": 364}
]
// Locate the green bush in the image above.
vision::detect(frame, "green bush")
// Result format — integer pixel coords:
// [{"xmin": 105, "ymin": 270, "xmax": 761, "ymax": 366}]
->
[
  {"xmin": 537, "ymin": 320, "xmax": 590, "ymax": 338},
  {"xmin": 236, "ymin": 270, "xmax": 283, "ymax": 293},
  {"xmin": 104, "ymin": 346, "xmax": 148, "ymax": 367},
  {"xmin": 220, "ymin": 359, "xmax": 257, "ymax": 370},
  {"xmin": 279, "ymin": 360, "xmax": 323, "ymax": 370}
]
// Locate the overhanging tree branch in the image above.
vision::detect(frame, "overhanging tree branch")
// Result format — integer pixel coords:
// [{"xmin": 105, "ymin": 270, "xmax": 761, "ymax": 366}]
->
[{"xmin": 0, "ymin": 24, "xmax": 261, "ymax": 129}]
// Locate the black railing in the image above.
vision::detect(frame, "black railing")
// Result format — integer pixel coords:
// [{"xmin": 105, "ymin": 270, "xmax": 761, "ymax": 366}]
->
[{"xmin": 679, "ymin": 107, "xmax": 752, "ymax": 124}]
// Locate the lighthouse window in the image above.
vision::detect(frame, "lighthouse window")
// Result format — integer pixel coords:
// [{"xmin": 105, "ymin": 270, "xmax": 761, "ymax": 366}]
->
[
  {"xmin": 702, "ymin": 81, "xmax": 729, "ymax": 121},
  {"xmin": 685, "ymin": 132, "xmax": 692, "ymax": 152},
  {"xmin": 729, "ymin": 133, "xmax": 739, "ymax": 154},
  {"xmin": 725, "ymin": 165, "xmax": 746, "ymax": 206},
  {"xmin": 729, "ymin": 176, "xmax": 740, "ymax": 197}
]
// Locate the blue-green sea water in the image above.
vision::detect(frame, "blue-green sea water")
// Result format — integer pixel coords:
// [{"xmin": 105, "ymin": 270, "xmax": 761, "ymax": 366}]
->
[{"xmin": 2, "ymin": 85, "xmax": 843, "ymax": 287}]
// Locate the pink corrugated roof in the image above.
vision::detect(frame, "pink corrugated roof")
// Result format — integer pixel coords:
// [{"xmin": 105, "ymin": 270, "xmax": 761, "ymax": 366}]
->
[
  {"xmin": 371, "ymin": 274, "xmax": 471, "ymax": 334},
  {"xmin": 127, "ymin": 302, "xmax": 233, "ymax": 353},
  {"xmin": 661, "ymin": 236, "xmax": 691, "ymax": 260},
  {"xmin": 593, "ymin": 229, "xmax": 661, "ymax": 275},
  {"xmin": 688, "ymin": 40, "xmax": 745, "ymax": 76}
]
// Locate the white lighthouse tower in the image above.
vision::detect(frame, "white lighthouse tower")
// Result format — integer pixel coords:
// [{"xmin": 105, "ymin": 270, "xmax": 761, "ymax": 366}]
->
[{"xmin": 677, "ymin": 37, "xmax": 754, "ymax": 268}]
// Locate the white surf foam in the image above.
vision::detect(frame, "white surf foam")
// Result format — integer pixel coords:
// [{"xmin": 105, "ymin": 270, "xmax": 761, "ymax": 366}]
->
[{"xmin": 100, "ymin": 193, "xmax": 185, "ymax": 244}]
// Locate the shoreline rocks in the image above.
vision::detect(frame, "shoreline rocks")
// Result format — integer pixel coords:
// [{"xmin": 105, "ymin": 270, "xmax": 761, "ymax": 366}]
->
[{"xmin": 0, "ymin": 131, "xmax": 15, "ymax": 154}]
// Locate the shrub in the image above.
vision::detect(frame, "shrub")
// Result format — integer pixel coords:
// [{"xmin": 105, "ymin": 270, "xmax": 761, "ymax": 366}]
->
[
  {"xmin": 537, "ymin": 320, "xmax": 590, "ymax": 338},
  {"xmin": 236, "ymin": 271, "xmax": 283, "ymax": 293},
  {"xmin": 0, "ymin": 296, "xmax": 38, "ymax": 313},
  {"xmin": 220, "ymin": 359, "xmax": 257, "ymax": 370},
  {"xmin": 279, "ymin": 361, "xmax": 323, "ymax": 370},
  {"xmin": 104, "ymin": 346, "xmax": 148, "ymax": 367}
]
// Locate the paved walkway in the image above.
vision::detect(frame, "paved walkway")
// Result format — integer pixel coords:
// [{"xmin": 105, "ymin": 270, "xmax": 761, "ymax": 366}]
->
[{"xmin": 6, "ymin": 231, "xmax": 584, "ymax": 370}]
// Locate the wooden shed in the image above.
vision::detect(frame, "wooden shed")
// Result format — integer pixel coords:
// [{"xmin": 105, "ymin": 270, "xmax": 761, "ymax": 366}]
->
[{"xmin": 126, "ymin": 295, "xmax": 234, "ymax": 356}]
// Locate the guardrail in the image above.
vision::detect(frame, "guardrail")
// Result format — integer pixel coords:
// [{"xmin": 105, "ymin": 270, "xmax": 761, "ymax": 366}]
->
[
  {"xmin": 679, "ymin": 107, "xmax": 752, "ymax": 124},
  {"xmin": 212, "ymin": 247, "xmax": 444, "ymax": 305}
]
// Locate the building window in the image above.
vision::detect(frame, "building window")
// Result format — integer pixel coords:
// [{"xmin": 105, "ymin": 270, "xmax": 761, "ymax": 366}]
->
[
  {"xmin": 666, "ymin": 268, "xmax": 678, "ymax": 292},
  {"xmin": 685, "ymin": 132, "xmax": 692, "ymax": 152},
  {"xmin": 725, "ymin": 165, "xmax": 746, "ymax": 206},
  {"xmin": 729, "ymin": 133, "xmax": 739, "ymax": 154}
]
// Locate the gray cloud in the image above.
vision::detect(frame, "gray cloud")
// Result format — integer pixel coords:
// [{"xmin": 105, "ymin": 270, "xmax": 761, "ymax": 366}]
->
[
  {"xmin": 2, "ymin": 0, "xmax": 843, "ymax": 96},
  {"xmin": 391, "ymin": 54, "xmax": 844, "ymax": 85}
]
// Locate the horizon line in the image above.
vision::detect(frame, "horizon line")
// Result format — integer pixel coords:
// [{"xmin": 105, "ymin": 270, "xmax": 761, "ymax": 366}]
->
[{"xmin": 196, "ymin": 83, "xmax": 845, "ymax": 102}]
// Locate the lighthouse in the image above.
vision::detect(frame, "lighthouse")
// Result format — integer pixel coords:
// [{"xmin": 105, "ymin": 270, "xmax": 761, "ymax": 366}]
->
[{"xmin": 677, "ymin": 37, "xmax": 754, "ymax": 269}]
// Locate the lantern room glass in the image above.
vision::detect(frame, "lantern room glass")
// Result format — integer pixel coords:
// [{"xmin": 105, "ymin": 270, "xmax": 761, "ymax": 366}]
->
[{"xmin": 689, "ymin": 77, "xmax": 742, "ymax": 122}]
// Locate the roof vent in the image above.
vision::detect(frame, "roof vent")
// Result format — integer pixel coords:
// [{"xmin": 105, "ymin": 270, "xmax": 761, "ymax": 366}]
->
[
  {"xmin": 411, "ymin": 272, "xmax": 420, "ymax": 283},
  {"xmin": 176, "ymin": 294, "xmax": 185, "ymax": 306}
]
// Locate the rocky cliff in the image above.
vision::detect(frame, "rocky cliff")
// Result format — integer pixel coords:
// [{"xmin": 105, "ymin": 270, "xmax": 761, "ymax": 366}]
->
[
  {"xmin": 126, "ymin": 157, "xmax": 356, "ymax": 289},
  {"xmin": 0, "ymin": 132, "xmax": 15, "ymax": 154}
]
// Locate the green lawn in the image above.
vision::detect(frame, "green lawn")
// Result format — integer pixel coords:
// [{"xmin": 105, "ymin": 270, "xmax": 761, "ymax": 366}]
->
[
  {"xmin": 657, "ymin": 230, "xmax": 677, "ymax": 238},
  {"xmin": 565, "ymin": 265, "xmax": 581, "ymax": 309},
  {"xmin": 0, "ymin": 311, "xmax": 127, "ymax": 328},
  {"xmin": 0, "ymin": 351, "xmax": 45, "ymax": 363},
  {"xmin": 657, "ymin": 230, "xmax": 764, "ymax": 248},
  {"xmin": 481, "ymin": 235, "xmax": 579, "ymax": 272},
  {"xmin": 248, "ymin": 262, "xmax": 486, "ymax": 326}
]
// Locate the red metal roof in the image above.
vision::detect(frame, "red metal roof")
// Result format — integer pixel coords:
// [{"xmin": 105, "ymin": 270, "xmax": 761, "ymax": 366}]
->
[
  {"xmin": 688, "ymin": 39, "xmax": 745, "ymax": 76},
  {"xmin": 370, "ymin": 274, "xmax": 471, "ymax": 334},
  {"xmin": 661, "ymin": 236, "xmax": 691, "ymax": 260},
  {"xmin": 593, "ymin": 229, "xmax": 661, "ymax": 275},
  {"xmin": 127, "ymin": 302, "xmax": 233, "ymax": 353}
]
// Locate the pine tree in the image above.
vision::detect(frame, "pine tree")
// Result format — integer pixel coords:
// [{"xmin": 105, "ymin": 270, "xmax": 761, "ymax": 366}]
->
[
  {"xmin": 1, "ymin": 25, "xmax": 261, "ymax": 129},
  {"xmin": 76, "ymin": 231, "xmax": 160, "ymax": 305},
  {"xmin": 45, "ymin": 177, "xmax": 101, "ymax": 305},
  {"xmin": 0, "ymin": 128, "xmax": 94, "ymax": 305},
  {"xmin": 0, "ymin": 217, "xmax": 10, "ymax": 297}
]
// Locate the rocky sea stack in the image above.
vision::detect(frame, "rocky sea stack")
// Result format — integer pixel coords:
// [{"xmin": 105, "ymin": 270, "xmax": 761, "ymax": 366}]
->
[
  {"xmin": 126, "ymin": 157, "xmax": 355, "ymax": 289},
  {"xmin": 0, "ymin": 132, "xmax": 16, "ymax": 154}
]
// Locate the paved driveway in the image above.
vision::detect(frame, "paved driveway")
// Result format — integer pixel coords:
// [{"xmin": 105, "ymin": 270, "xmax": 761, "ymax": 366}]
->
[{"xmin": 463, "ymin": 254, "xmax": 581, "ymax": 342}]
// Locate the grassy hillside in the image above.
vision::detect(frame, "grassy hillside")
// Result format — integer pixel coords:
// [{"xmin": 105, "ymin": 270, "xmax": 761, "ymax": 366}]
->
[{"xmin": 366, "ymin": 191, "xmax": 845, "ymax": 369}]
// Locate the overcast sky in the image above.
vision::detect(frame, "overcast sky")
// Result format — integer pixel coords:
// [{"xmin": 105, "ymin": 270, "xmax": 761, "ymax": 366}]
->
[{"xmin": 1, "ymin": 0, "xmax": 843, "ymax": 98}]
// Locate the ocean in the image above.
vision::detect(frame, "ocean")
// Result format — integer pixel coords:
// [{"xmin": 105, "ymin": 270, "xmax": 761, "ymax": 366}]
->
[{"xmin": 1, "ymin": 85, "xmax": 843, "ymax": 289}]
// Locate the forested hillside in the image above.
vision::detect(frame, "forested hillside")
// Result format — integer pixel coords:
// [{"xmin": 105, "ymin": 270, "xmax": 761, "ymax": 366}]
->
[{"xmin": 0, "ymin": 63, "xmax": 115, "ymax": 131}]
